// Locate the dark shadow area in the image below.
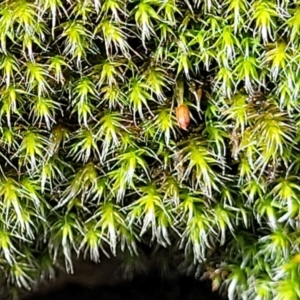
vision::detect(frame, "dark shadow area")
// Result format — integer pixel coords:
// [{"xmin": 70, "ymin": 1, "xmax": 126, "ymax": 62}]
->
[
  {"xmin": 22, "ymin": 273, "xmax": 225, "ymax": 300},
  {"xmin": 19, "ymin": 252, "xmax": 227, "ymax": 300}
]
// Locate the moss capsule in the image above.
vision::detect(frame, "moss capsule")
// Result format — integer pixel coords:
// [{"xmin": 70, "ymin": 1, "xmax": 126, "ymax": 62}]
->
[{"xmin": 176, "ymin": 104, "xmax": 190, "ymax": 130}]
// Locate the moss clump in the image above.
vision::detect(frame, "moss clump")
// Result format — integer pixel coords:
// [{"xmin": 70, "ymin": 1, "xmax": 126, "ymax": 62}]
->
[{"xmin": 0, "ymin": 1, "xmax": 299, "ymax": 299}]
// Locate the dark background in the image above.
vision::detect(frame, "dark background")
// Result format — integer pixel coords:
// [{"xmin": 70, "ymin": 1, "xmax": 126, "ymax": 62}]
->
[{"xmin": 20, "ymin": 254, "xmax": 226, "ymax": 300}]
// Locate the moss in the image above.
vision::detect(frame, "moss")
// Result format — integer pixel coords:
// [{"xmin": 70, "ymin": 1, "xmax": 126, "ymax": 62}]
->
[{"xmin": 0, "ymin": 1, "xmax": 299, "ymax": 299}]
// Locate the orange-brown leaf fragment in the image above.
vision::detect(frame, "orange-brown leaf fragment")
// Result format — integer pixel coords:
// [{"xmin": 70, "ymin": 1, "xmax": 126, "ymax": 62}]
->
[{"xmin": 176, "ymin": 104, "xmax": 190, "ymax": 130}]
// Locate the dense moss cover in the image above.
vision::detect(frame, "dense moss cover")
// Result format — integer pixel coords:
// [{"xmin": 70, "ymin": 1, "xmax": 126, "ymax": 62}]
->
[{"xmin": 0, "ymin": 0, "xmax": 300, "ymax": 299}]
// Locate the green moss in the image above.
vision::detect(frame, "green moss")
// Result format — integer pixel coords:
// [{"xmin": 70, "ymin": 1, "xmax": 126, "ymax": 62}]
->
[{"xmin": 0, "ymin": 0, "xmax": 299, "ymax": 299}]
